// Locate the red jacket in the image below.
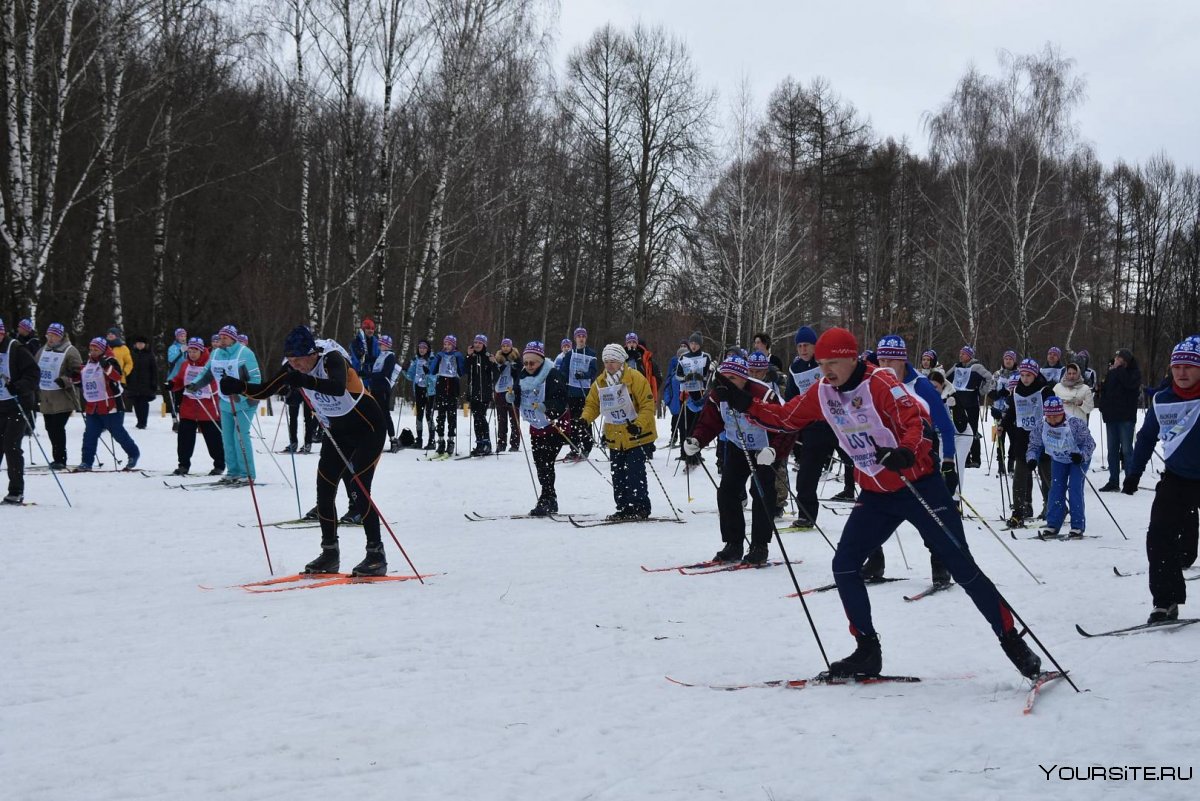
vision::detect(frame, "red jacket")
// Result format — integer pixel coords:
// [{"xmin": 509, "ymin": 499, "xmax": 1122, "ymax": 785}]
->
[
  {"xmin": 80, "ymin": 352, "xmax": 125, "ymax": 415},
  {"xmin": 169, "ymin": 349, "xmax": 221, "ymax": 423},
  {"xmin": 692, "ymin": 378, "xmax": 794, "ymax": 454},
  {"xmin": 744, "ymin": 362, "xmax": 935, "ymax": 493}
]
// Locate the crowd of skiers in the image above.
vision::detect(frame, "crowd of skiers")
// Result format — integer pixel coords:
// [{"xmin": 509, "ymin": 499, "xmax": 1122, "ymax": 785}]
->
[{"xmin": 3, "ymin": 312, "xmax": 1198, "ymax": 674}]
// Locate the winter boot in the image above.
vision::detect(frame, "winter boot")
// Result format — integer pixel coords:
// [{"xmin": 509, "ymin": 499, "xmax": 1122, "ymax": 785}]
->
[
  {"xmin": 827, "ymin": 633, "xmax": 882, "ymax": 678},
  {"xmin": 713, "ymin": 541, "xmax": 744, "ymax": 563},
  {"xmin": 1067, "ymin": 528, "xmax": 1084, "ymax": 540},
  {"xmin": 861, "ymin": 547, "xmax": 885, "ymax": 581},
  {"xmin": 436, "ymin": 439, "xmax": 446, "ymax": 455},
  {"xmin": 352, "ymin": 545, "xmax": 387, "ymax": 577},
  {"xmin": 742, "ymin": 543, "xmax": 769, "ymax": 565},
  {"xmin": 999, "ymin": 629, "xmax": 1042, "ymax": 679},
  {"xmin": 172, "ymin": 467, "xmax": 189, "ymax": 476},
  {"xmin": 529, "ymin": 495, "xmax": 558, "ymax": 517},
  {"xmin": 1148, "ymin": 604, "xmax": 1180, "ymax": 624},
  {"xmin": 304, "ymin": 547, "xmax": 340, "ymax": 574},
  {"xmin": 1037, "ymin": 527, "xmax": 1058, "ymax": 540}
]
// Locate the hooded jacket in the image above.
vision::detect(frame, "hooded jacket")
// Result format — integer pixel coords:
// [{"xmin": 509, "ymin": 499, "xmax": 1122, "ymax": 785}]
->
[
  {"xmin": 1053, "ymin": 374, "xmax": 1094, "ymax": 421},
  {"xmin": 34, "ymin": 338, "xmax": 82, "ymax": 415},
  {"xmin": 106, "ymin": 330, "xmax": 133, "ymax": 385}
]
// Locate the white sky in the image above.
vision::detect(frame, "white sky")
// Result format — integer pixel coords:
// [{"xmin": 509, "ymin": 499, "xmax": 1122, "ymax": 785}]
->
[{"xmin": 552, "ymin": 0, "xmax": 1199, "ymax": 169}]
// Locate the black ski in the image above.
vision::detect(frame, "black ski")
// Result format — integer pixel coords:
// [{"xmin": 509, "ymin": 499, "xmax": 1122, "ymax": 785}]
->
[
  {"xmin": 903, "ymin": 582, "xmax": 955, "ymax": 602},
  {"xmin": 1075, "ymin": 618, "xmax": 1200, "ymax": 638},
  {"xmin": 787, "ymin": 576, "xmax": 906, "ymax": 597},
  {"xmin": 568, "ymin": 515, "xmax": 685, "ymax": 528},
  {"xmin": 666, "ymin": 673, "xmax": 920, "ymax": 691}
]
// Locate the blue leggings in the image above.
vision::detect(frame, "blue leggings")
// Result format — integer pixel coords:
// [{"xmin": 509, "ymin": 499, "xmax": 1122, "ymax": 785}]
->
[
  {"xmin": 832, "ymin": 473, "xmax": 1013, "ymax": 638},
  {"xmin": 1045, "ymin": 459, "xmax": 1086, "ymax": 532},
  {"xmin": 81, "ymin": 413, "xmax": 140, "ymax": 467}
]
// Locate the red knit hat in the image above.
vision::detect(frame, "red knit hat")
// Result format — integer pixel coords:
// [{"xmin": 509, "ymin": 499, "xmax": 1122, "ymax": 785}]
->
[{"xmin": 814, "ymin": 327, "xmax": 858, "ymax": 360}]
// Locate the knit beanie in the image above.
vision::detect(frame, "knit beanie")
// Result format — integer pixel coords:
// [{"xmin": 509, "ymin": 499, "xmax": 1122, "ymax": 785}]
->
[
  {"xmin": 814, "ymin": 327, "xmax": 858, "ymax": 360},
  {"xmin": 794, "ymin": 326, "xmax": 817, "ymax": 346},
  {"xmin": 875, "ymin": 334, "xmax": 907, "ymax": 361},
  {"xmin": 602, "ymin": 344, "xmax": 627, "ymax": 363}
]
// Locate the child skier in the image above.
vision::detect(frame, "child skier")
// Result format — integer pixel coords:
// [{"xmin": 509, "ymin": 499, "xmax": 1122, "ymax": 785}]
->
[
  {"xmin": 1027, "ymin": 395, "xmax": 1096, "ymax": 539},
  {"xmin": 429, "ymin": 335, "xmax": 465, "ymax": 456},
  {"xmin": 563, "ymin": 328, "xmax": 598, "ymax": 458},
  {"xmin": 999, "ymin": 359, "xmax": 1054, "ymax": 527},
  {"xmin": 465, "ymin": 334, "xmax": 497, "ymax": 456},
  {"xmin": 405, "ymin": 339, "xmax": 437, "ymax": 450},
  {"xmin": 491, "ymin": 338, "xmax": 522, "ymax": 452},
  {"xmin": 511, "ymin": 341, "xmax": 570, "ymax": 515}
]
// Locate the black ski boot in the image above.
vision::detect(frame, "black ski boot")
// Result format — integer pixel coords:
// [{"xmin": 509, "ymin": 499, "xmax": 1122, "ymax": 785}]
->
[
  {"xmin": 447, "ymin": 438, "xmax": 456, "ymax": 456},
  {"xmin": 477, "ymin": 441, "xmax": 492, "ymax": 456},
  {"xmin": 352, "ymin": 546, "xmax": 387, "ymax": 577},
  {"xmin": 931, "ymin": 556, "xmax": 952, "ymax": 587},
  {"xmin": 172, "ymin": 467, "xmax": 189, "ymax": 476},
  {"xmin": 529, "ymin": 495, "xmax": 558, "ymax": 517},
  {"xmin": 303, "ymin": 505, "xmax": 319, "ymax": 521},
  {"xmin": 827, "ymin": 633, "xmax": 882, "ymax": 677},
  {"xmin": 742, "ymin": 543, "xmax": 769, "ymax": 565},
  {"xmin": 831, "ymin": 488, "xmax": 856, "ymax": 503},
  {"xmin": 791, "ymin": 516, "xmax": 814, "ymax": 530},
  {"xmin": 423, "ymin": 436, "xmax": 435, "ymax": 451},
  {"xmin": 1148, "ymin": 603, "xmax": 1179, "ymax": 624},
  {"xmin": 339, "ymin": 510, "xmax": 365, "ymax": 525},
  {"xmin": 999, "ymin": 629, "xmax": 1042, "ymax": 679},
  {"xmin": 304, "ymin": 547, "xmax": 340, "ymax": 574},
  {"xmin": 713, "ymin": 541, "xmax": 743, "ymax": 562},
  {"xmin": 861, "ymin": 547, "xmax": 885, "ymax": 581},
  {"xmin": 436, "ymin": 439, "xmax": 446, "ymax": 455}
]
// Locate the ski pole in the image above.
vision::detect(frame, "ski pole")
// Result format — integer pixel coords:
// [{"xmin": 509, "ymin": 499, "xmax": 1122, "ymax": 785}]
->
[
  {"xmin": 779, "ymin": 469, "xmax": 837, "ymax": 552},
  {"xmin": 251, "ymin": 412, "xmax": 295, "ymax": 489},
  {"xmin": 227, "ymin": 396, "xmax": 273, "ymax": 575},
  {"xmin": 12, "ymin": 395, "xmax": 71, "ymax": 507},
  {"xmin": 269, "ymin": 394, "xmax": 287, "ymax": 451},
  {"xmin": 644, "ymin": 446, "xmax": 683, "ymax": 520},
  {"xmin": 1084, "ymin": 472, "xmax": 1129, "ymax": 540},
  {"xmin": 516, "ymin": 418, "xmax": 542, "ymax": 505},
  {"xmin": 891, "ymin": 468, "xmax": 1078, "ymax": 692},
  {"xmin": 551, "ymin": 423, "xmax": 611, "ymax": 486},
  {"xmin": 958, "ymin": 492, "xmax": 1042, "ymax": 584},
  {"xmin": 731, "ymin": 421, "xmax": 830, "ymax": 670},
  {"xmin": 297, "ymin": 390, "xmax": 423, "ymax": 582}
]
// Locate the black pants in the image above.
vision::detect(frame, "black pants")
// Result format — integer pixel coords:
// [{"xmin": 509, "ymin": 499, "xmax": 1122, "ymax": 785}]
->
[
  {"xmin": 1147, "ymin": 470, "xmax": 1200, "ymax": 608},
  {"xmin": 496, "ymin": 393, "xmax": 521, "ymax": 449},
  {"xmin": 178, "ymin": 418, "xmax": 225, "ymax": 472},
  {"xmin": 1008, "ymin": 427, "xmax": 1050, "ymax": 516},
  {"xmin": 130, "ymin": 395, "xmax": 153, "ymax": 428},
  {"xmin": 565, "ymin": 396, "xmax": 592, "ymax": 454},
  {"xmin": 436, "ymin": 396, "xmax": 458, "ymax": 440},
  {"xmin": 720, "ymin": 445, "xmax": 776, "ymax": 549},
  {"xmin": 317, "ymin": 398, "xmax": 387, "ymax": 550},
  {"xmin": 953, "ymin": 403, "xmax": 981, "ymax": 462},
  {"xmin": 43, "ymin": 411, "xmax": 72, "ymax": 465},
  {"xmin": 287, "ymin": 393, "xmax": 316, "ymax": 446},
  {"xmin": 376, "ymin": 386, "xmax": 395, "ymax": 439},
  {"xmin": 531, "ymin": 429, "xmax": 564, "ymax": 499},
  {"xmin": 679, "ymin": 403, "xmax": 701, "ymax": 461},
  {"xmin": 794, "ymin": 422, "xmax": 844, "ymax": 523},
  {"xmin": 471, "ymin": 398, "xmax": 490, "ymax": 445},
  {"xmin": 414, "ymin": 394, "xmax": 434, "ymax": 438},
  {"xmin": 2, "ymin": 407, "xmax": 27, "ymax": 496}
]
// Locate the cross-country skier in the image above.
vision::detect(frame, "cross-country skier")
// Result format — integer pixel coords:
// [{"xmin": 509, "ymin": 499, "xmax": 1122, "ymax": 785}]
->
[
  {"xmin": 76, "ymin": 337, "xmax": 140, "ymax": 473},
  {"xmin": 491, "ymin": 338, "xmax": 521, "ymax": 452},
  {"xmin": 675, "ymin": 332, "xmax": 712, "ymax": 468},
  {"xmin": 167, "ymin": 338, "xmax": 225, "ymax": 476},
  {"xmin": 465, "ymin": 334, "xmax": 497, "ymax": 456},
  {"xmin": 165, "ymin": 328, "xmax": 188, "ymax": 430},
  {"xmin": 0, "ymin": 318, "xmax": 40, "ymax": 503},
  {"xmin": 429, "ymin": 335, "xmax": 465, "ymax": 456},
  {"xmin": 1123, "ymin": 335, "xmax": 1200, "ymax": 623},
  {"xmin": 562, "ymin": 327, "xmax": 598, "ymax": 459},
  {"xmin": 554, "ymin": 339, "xmax": 572, "ymax": 373},
  {"xmin": 988, "ymin": 351, "xmax": 1019, "ymax": 474},
  {"xmin": 713, "ymin": 327, "xmax": 1043, "ymax": 680},
  {"xmin": 999, "ymin": 359, "xmax": 1053, "ymax": 527},
  {"xmin": 405, "ymin": 339, "xmax": 436, "ymax": 450},
  {"xmin": 624, "ymin": 333, "xmax": 658, "ymax": 401},
  {"xmin": 945, "ymin": 346, "xmax": 992, "ymax": 468},
  {"xmin": 684, "ymin": 354, "xmax": 789, "ymax": 564},
  {"xmin": 15, "ymin": 318, "xmax": 40, "ymax": 355},
  {"xmin": 222, "ymin": 325, "xmax": 389, "ymax": 576},
  {"xmin": 1041, "ymin": 347, "xmax": 1065, "ymax": 386},
  {"xmin": 371, "ymin": 334, "xmax": 399, "ymax": 451},
  {"xmin": 582, "ymin": 343, "xmax": 657, "ymax": 520},
  {"xmin": 34, "ymin": 322, "xmax": 81, "ymax": 469},
  {"xmin": 185, "ymin": 325, "xmax": 260, "ymax": 484},
  {"xmin": 917, "ymin": 349, "xmax": 942, "ymax": 377},
  {"xmin": 1027, "ymin": 395, "xmax": 1095, "ymax": 540},
  {"xmin": 511, "ymin": 341, "xmax": 570, "ymax": 515}
]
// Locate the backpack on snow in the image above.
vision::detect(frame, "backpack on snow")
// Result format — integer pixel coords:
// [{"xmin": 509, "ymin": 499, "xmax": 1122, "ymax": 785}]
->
[{"xmin": 398, "ymin": 428, "xmax": 416, "ymax": 447}]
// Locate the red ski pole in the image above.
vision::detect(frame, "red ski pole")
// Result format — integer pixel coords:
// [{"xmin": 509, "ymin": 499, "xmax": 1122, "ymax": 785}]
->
[{"xmin": 225, "ymin": 395, "xmax": 274, "ymax": 575}]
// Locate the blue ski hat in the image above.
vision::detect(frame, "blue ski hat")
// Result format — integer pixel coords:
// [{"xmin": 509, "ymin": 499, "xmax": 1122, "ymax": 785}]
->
[
  {"xmin": 718, "ymin": 355, "xmax": 750, "ymax": 380},
  {"xmin": 284, "ymin": 325, "xmax": 317, "ymax": 357},
  {"xmin": 876, "ymin": 334, "xmax": 907, "ymax": 361},
  {"xmin": 747, "ymin": 351, "xmax": 770, "ymax": 370},
  {"xmin": 795, "ymin": 326, "xmax": 817, "ymax": 345}
]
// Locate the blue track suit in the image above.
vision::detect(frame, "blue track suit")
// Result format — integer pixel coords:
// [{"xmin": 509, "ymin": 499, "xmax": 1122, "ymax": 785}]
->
[
  {"xmin": 190, "ymin": 343, "xmax": 261, "ymax": 479},
  {"xmin": 1027, "ymin": 416, "xmax": 1095, "ymax": 533}
]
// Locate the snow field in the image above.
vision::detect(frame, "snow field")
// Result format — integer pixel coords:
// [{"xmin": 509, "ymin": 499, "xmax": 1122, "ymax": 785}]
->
[{"xmin": 3, "ymin": 408, "xmax": 1197, "ymax": 800}]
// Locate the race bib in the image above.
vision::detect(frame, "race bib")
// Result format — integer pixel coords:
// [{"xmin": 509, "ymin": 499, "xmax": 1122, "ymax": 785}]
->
[
  {"xmin": 568, "ymin": 352, "xmax": 595, "ymax": 390},
  {"xmin": 81, "ymin": 362, "xmax": 107, "ymax": 403},
  {"xmin": 598, "ymin": 384, "xmax": 636, "ymax": 424},
  {"xmin": 495, "ymin": 363, "xmax": 514, "ymax": 393},
  {"xmin": 519, "ymin": 382, "xmax": 550, "ymax": 428},
  {"xmin": 437, "ymin": 354, "xmax": 458, "ymax": 378},
  {"xmin": 818, "ymin": 379, "xmax": 899, "ymax": 477},
  {"xmin": 0, "ymin": 353, "xmax": 10, "ymax": 401},
  {"xmin": 679, "ymin": 355, "xmax": 707, "ymax": 393},
  {"xmin": 183, "ymin": 364, "xmax": 213, "ymax": 400},
  {"xmin": 1014, "ymin": 392, "xmax": 1041, "ymax": 431},
  {"xmin": 952, "ymin": 366, "xmax": 972, "ymax": 391},
  {"xmin": 38, "ymin": 351, "xmax": 66, "ymax": 392},
  {"xmin": 1155, "ymin": 398, "xmax": 1200, "ymax": 461},
  {"xmin": 721, "ymin": 403, "xmax": 769, "ymax": 450},
  {"xmin": 790, "ymin": 365, "xmax": 821, "ymax": 395},
  {"xmin": 1041, "ymin": 422, "xmax": 1075, "ymax": 462}
]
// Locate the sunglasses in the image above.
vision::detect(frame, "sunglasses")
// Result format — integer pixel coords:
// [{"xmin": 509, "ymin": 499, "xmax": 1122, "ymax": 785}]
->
[{"xmin": 522, "ymin": 360, "xmax": 539, "ymax": 367}]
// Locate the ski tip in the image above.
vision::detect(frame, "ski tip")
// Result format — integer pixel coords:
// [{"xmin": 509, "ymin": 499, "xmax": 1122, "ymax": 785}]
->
[{"xmin": 1074, "ymin": 624, "xmax": 1093, "ymax": 637}]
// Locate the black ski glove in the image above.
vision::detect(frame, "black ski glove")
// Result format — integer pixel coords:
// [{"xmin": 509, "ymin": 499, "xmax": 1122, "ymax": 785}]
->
[
  {"xmin": 1070, "ymin": 452, "xmax": 1083, "ymax": 464},
  {"xmin": 941, "ymin": 459, "xmax": 959, "ymax": 496},
  {"xmin": 1027, "ymin": 458, "xmax": 1039, "ymax": 469},
  {"xmin": 56, "ymin": 377, "xmax": 70, "ymax": 389},
  {"xmin": 711, "ymin": 374, "xmax": 752, "ymax": 412},
  {"xmin": 626, "ymin": 422, "xmax": 642, "ymax": 437},
  {"xmin": 219, "ymin": 376, "xmax": 247, "ymax": 395},
  {"xmin": 286, "ymin": 370, "xmax": 317, "ymax": 390},
  {"xmin": 1122, "ymin": 475, "xmax": 1140, "ymax": 495},
  {"xmin": 874, "ymin": 446, "xmax": 915, "ymax": 472}
]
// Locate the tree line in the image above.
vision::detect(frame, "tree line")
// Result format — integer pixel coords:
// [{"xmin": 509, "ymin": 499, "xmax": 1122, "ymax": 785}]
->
[{"xmin": 2, "ymin": 1, "xmax": 1196, "ymax": 377}]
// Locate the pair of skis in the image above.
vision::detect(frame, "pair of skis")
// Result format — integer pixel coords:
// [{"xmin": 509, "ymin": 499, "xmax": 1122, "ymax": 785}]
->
[
  {"xmin": 641, "ymin": 558, "xmax": 802, "ymax": 575},
  {"xmin": 231, "ymin": 572, "xmax": 434, "ymax": 593}
]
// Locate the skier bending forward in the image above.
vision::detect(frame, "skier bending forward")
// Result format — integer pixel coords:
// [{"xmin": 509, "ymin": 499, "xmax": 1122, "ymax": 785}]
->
[
  {"xmin": 219, "ymin": 325, "xmax": 388, "ymax": 577},
  {"xmin": 713, "ymin": 327, "xmax": 1043, "ymax": 680}
]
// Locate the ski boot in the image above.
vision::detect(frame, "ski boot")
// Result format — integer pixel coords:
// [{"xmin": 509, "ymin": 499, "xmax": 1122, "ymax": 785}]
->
[
  {"xmin": 435, "ymin": 439, "xmax": 446, "ymax": 456},
  {"xmin": 791, "ymin": 516, "xmax": 815, "ymax": 530},
  {"xmin": 1037, "ymin": 527, "xmax": 1058, "ymax": 540},
  {"xmin": 209, "ymin": 466, "xmax": 225, "ymax": 476},
  {"xmin": 1005, "ymin": 514, "xmax": 1024, "ymax": 529},
  {"xmin": 861, "ymin": 547, "xmax": 885, "ymax": 581},
  {"xmin": 827, "ymin": 633, "xmax": 882, "ymax": 678},
  {"xmin": 304, "ymin": 547, "xmax": 340, "ymax": 574},
  {"xmin": 124, "ymin": 454, "xmax": 139, "ymax": 470},
  {"xmin": 742, "ymin": 543, "xmax": 769, "ymax": 565},
  {"xmin": 423, "ymin": 436, "xmax": 435, "ymax": 451},
  {"xmin": 72, "ymin": 464, "xmax": 93, "ymax": 472},
  {"xmin": 49, "ymin": 461, "xmax": 66, "ymax": 471},
  {"xmin": 339, "ymin": 510, "xmax": 365, "ymax": 525},
  {"xmin": 477, "ymin": 441, "xmax": 492, "ymax": 456},
  {"xmin": 1148, "ymin": 604, "xmax": 1179, "ymax": 624},
  {"xmin": 282, "ymin": 443, "xmax": 298, "ymax": 454},
  {"xmin": 352, "ymin": 546, "xmax": 387, "ymax": 577},
  {"xmin": 1067, "ymin": 528, "xmax": 1084, "ymax": 540},
  {"xmin": 830, "ymin": 488, "xmax": 856, "ymax": 503},
  {"xmin": 446, "ymin": 438, "xmax": 456, "ymax": 456},
  {"xmin": 713, "ymin": 541, "xmax": 744, "ymax": 563},
  {"xmin": 999, "ymin": 629, "xmax": 1042, "ymax": 679},
  {"xmin": 3, "ymin": 493, "xmax": 24, "ymax": 505},
  {"xmin": 1098, "ymin": 481, "xmax": 1119, "ymax": 492},
  {"xmin": 931, "ymin": 557, "xmax": 952, "ymax": 587},
  {"xmin": 303, "ymin": 505, "xmax": 319, "ymax": 521},
  {"xmin": 172, "ymin": 467, "xmax": 189, "ymax": 476},
  {"xmin": 529, "ymin": 495, "xmax": 558, "ymax": 517}
]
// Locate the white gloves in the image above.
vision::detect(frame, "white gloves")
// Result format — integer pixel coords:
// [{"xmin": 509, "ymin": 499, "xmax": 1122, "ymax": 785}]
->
[
  {"xmin": 682, "ymin": 437, "xmax": 701, "ymax": 456},
  {"xmin": 756, "ymin": 446, "xmax": 776, "ymax": 465}
]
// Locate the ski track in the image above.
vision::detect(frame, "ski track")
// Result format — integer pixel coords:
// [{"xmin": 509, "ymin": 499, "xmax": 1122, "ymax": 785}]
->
[{"xmin": 3, "ymin": 410, "xmax": 1197, "ymax": 800}]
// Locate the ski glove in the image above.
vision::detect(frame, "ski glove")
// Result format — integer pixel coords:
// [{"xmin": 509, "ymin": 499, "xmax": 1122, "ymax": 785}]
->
[
  {"xmin": 1027, "ymin": 458, "xmax": 1039, "ymax": 468},
  {"xmin": 874, "ymin": 446, "xmax": 915, "ymax": 472},
  {"xmin": 626, "ymin": 422, "xmax": 643, "ymax": 437},
  {"xmin": 1121, "ymin": 475, "xmax": 1140, "ymax": 495},
  {"xmin": 57, "ymin": 377, "xmax": 71, "ymax": 389},
  {"xmin": 682, "ymin": 437, "xmax": 701, "ymax": 456},
  {"xmin": 756, "ymin": 446, "xmax": 775, "ymax": 466},
  {"xmin": 712, "ymin": 375, "xmax": 752, "ymax": 412},
  {"xmin": 941, "ymin": 459, "xmax": 959, "ymax": 496},
  {"xmin": 1070, "ymin": 452, "xmax": 1083, "ymax": 464},
  {"xmin": 220, "ymin": 376, "xmax": 247, "ymax": 395},
  {"xmin": 286, "ymin": 370, "xmax": 317, "ymax": 390}
]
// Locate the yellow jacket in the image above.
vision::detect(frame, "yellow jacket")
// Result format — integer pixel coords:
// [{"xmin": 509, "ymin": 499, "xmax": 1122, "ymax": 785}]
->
[
  {"xmin": 110, "ymin": 344, "xmax": 133, "ymax": 384},
  {"xmin": 582, "ymin": 367, "xmax": 656, "ymax": 451}
]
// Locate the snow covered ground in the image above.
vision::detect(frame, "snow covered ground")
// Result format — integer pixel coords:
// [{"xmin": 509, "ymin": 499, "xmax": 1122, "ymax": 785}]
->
[{"xmin": 3, "ymin": 405, "xmax": 1198, "ymax": 800}]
